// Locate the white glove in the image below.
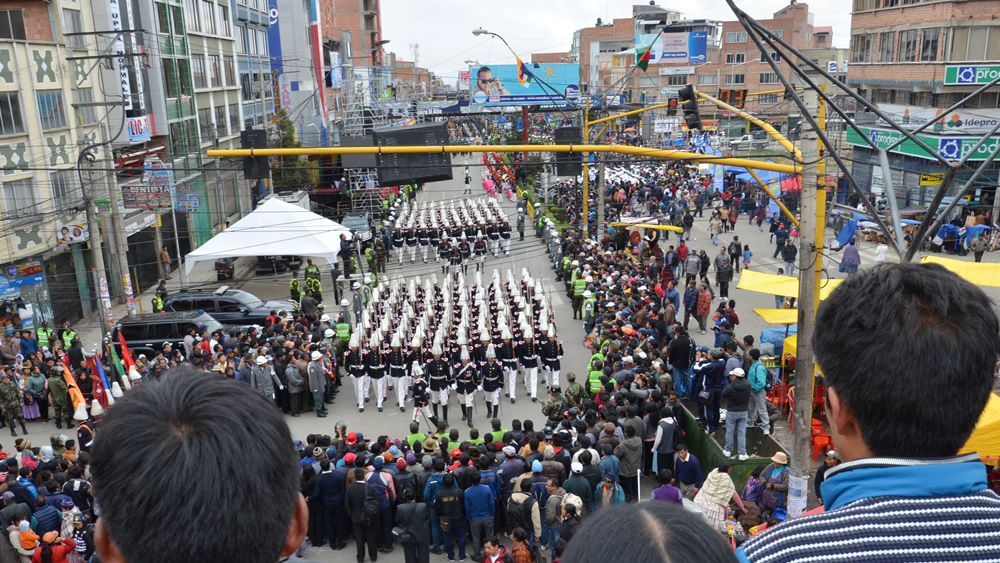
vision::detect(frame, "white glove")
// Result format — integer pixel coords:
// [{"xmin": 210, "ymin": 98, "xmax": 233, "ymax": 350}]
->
[
  {"xmin": 477, "ymin": 385, "xmax": 483, "ymax": 392},
  {"xmin": 279, "ymin": 386, "xmax": 284, "ymax": 390},
  {"xmin": 451, "ymin": 383, "xmax": 457, "ymax": 391}
]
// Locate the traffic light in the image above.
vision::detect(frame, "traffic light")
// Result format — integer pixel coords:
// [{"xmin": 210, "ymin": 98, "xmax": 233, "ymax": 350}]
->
[
  {"xmin": 667, "ymin": 98, "xmax": 678, "ymax": 117},
  {"xmin": 678, "ymin": 85, "xmax": 702, "ymax": 131},
  {"xmin": 241, "ymin": 129, "xmax": 269, "ymax": 180}
]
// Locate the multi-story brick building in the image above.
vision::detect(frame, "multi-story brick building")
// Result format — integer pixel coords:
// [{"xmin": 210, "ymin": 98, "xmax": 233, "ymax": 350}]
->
[{"xmin": 846, "ymin": 0, "xmax": 1000, "ymax": 209}]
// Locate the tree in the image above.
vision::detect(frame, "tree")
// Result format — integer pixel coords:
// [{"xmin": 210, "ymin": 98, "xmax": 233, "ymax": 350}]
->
[{"xmin": 271, "ymin": 109, "xmax": 318, "ymax": 193}]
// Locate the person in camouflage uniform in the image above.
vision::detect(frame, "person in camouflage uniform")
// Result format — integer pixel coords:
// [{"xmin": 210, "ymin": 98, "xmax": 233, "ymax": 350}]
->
[
  {"xmin": 374, "ymin": 237, "xmax": 387, "ymax": 274},
  {"xmin": 47, "ymin": 366, "xmax": 73, "ymax": 430},
  {"xmin": 541, "ymin": 387, "xmax": 567, "ymax": 425},
  {"xmin": 0, "ymin": 372, "xmax": 26, "ymax": 436},
  {"xmin": 564, "ymin": 372, "xmax": 587, "ymax": 409}
]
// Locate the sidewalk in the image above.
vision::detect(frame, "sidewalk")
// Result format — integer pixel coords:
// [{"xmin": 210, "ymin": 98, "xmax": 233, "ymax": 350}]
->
[{"xmin": 73, "ymin": 257, "xmax": 258, "ymax": 350}]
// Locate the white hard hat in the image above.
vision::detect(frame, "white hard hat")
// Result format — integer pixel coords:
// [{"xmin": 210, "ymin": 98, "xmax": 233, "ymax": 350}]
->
[
  {"xmin": 311, "ymin": 351, "xmax": 322, "ymax": 361},
  {"xmin": 583, "ymin": 290, "xmax": 592, "ymax": 298},
  {"xmin": 341, "ymin": 299, "xmax": 349, "ymax": 306},
  {"xmin": 324, "ymin": 328, "xmax": 334, "ymax": 337},
  {"xmin": 353, "ymin": 282, "xmax": 361, "ymax": 289},
  {"xmin": 585, "ymin": 276, "xmax": 593, "ymax": 283},
  {"xmin": 321, "ymin": 314, "xmax": 331, "ymax": 323},
  {"xmin": 255, "ymin": 356, "xmax": 267, "ymax": 365}
]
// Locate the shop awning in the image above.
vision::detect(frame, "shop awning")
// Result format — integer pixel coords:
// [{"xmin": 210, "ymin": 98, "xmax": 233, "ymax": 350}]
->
[
  {"xmin": 920, "ymin": 255, "xmax": 1000, "ymax": 288},
  {"xmin": 183, "ymin": 198, "xmax": 352, "ymax": 275},
  {"xmin": 959, "ymin": 393, "xmax": 1000, "ymax": 463},
  {"xmin": 736, "ymin": 270, "xmax": 843, "ymax": 300},
  {"xmin": 753, "ymin": 308, "xmax": 798, "ymax": 324}
]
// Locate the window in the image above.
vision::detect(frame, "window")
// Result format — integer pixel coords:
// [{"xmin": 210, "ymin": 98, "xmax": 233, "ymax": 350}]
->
[
  {"xmin": 724, "ymin": 73, "xmax": 745, "ymax": 85},
  {"xmin": 198, "ymin": 107, "xmax": 214, "ymax": 140},
  {"xmin": 879, "ymin": 31, "xmax": 896, "ymax": 62},
  {"xmin": 177, "ymin": 58, "xmax": 192, "ymax": 96},
  {"xmin": 666, "ymin": 75, "xmax": 686, "ymax": 86},
  {"xmin": 192, "ymin": 56, "xmax": 207, "ymax": 89},
  {"xmin": 229, "ymin": 103, "xmax": 240, "ymax": 131},
  {"xmin": 0, "ymin": 10, "xmax": 26, "ymax": 40},
  {"xmin": 252, "ymin": 73, "xmax": 261, "ymax": 99},
  {"xmin": 949, "ymin": 27, "xmax": 1000, "ymax": 61},
  {"xmin": 726, "ymin": 31, "xmax": 747, "ymax": 44},
  {"xmin": 240, "ymin": 73, "xmax": 252, "ymax": 101},
  {"xmin": 853, "ymin": 0, "xmax": 875, "ymax": 10},
  {"xmin": 62, "ymin": 9, "xmax": 86, "ymax": 49},
  {"xmin": 36, "ymin": 91, "xmax": 67, "ymax": 131},
  {"xmin": 215, "ymin": 105, "xmax": 227, "ymax": 137},
  {"xmin": 262, "ymin": 74, "xmax": 272, "ymax": 98},
  {"xmin": 773, "ymin": 30, "xmax": 783, "ymax": 39},
  {"xmin": 202, "ymin": 1, "xmax": 216, "ymax": 35},
  {"xmin": 725, "ymin": 53, "xmax": 746, "ymax": 65},
  {"xmin": 758, "ymin": 93, "xmax": 779, "ymax": 104},
  {"xmin": 698, "ymin": 74, "xmax": 718, "ymax": 85},
  {"xmin": 184, "ymin": 0, "xmax": 200, "ymax": 33},
  {"xmin": 759, "ymin": 72, "xmax": 778, "ymax": 84},
  {"xmin": 155, "ymin": 2, "xmax": 170, "ymax": 34},
  {"xmin": 920, "ymin": 28, "xmax": 939, "ymax": 61},
  {"xmin": 50, "ymin": 170, "xmax": 82, "ymax": 207},
  {"xmin": 147, "ymin": 323, "xmax": 176, "ymax": 340},
  {"xmin": 171, "ymin": 6, "xmax": 185, "ymax": 35},
  {"xmin": 217, "ymin": 299, "xmax": 243, "ymax": 313},
  {"xmin": 119, "ymin": 324, "xmax": 146, "ymax": 340},
  {"xmin": 758, "ymin": 51, "xmax": 781, "ymax": 62},
  {"xmin": 851, "ymin": 34, "xmax": 876, "ymax": 62},
  {"xmin": 217, "ymin": 5, "xmax": 231, "ymax": 37},
  {"xmin": 224, "ymin": 56, "xmax": 236, "ymax": 86},
  {"xmin": 162, "ymin": 59, "xmax": 179, "ymax": 98},
  {"xmin": 248, "ymin": 28, "xmax": 258, "ymax": 55},
  {"xmin": 900, "ymin": 29, "xmax": 918, "ymax": 62},
  {"xmin": 236, "ymin": 26, "xmax": 248, "ymax": 54},
  {"xmin": 2, "ymin": 179, "xmax": 36, "ymax": 218},
  {"xmin": 259, "ymin": 30, "xmax": 269, "ymax": 55},
  {"xmin": 0, "ymin": 93, "xmax": 24, "ymax": 136},
  {"xmin": 209, "ymin": 55, "xmax": 222, "ymax": 87},
  {"xmin": 74, "ymin": 88, "xmax": 97, "ymax": 125}
]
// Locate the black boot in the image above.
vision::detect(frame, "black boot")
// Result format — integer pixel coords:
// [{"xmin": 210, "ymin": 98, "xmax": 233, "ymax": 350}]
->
[
  {"xmin": 429, "ymin": 415, "xmax": 439, "ymax": 427},
  {"xmin": 467, "ymin": 409, "xmax": 474, "ymax": 428},
  {"xmin": 442, "ymin": 406, "xmax": 448, "ymax": 425},
  {"xmin": 19, "ymin": 423, "xmax": 26, "ymax": 435},
  {"xmin": 8, "ymin": 427, "xmax": 15, "ymax": 437},
  {"xmin": 460, "ymin": 405, "xmax": 467, "ymax": 422},
  {"xmin": 66, "ymin": 416, "xmax": 74, "ymax": 429},
  {"xmin": 433, "ymin": 404, "xmax": 439, "ymax": 420}
]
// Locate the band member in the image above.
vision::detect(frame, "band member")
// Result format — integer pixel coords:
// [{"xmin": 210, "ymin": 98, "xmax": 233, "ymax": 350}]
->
[
  {"xmin": 540, "ymin": 325, "xmax": 564, "ymax": 392},
  {"xmin": 411, "ymin": 362, "xmax": 436, "ymax": 426},
  {"xmin": 392, "ymin": 222, "xmax": 405, "ymax": 264},
  {"xmin": 498, "ymin": 327, "xmax": 519, "ymax": 403},
  {"xmin": 439, "ymin": 235, "xmax": 452, "ymax": 275},
  {"xmin": 455, "ymin": 346, "xmax": 478, "ymax": 428},
  {"xmin": 405, "ymin": 222, "xmax": 418, "ymax": 263},
  {"xmin": 388, "ymin": 332, "xmax": 407, "ymax": 412},
  {"xmin": 518, "ymin": 327, "xmax": 541, "ymax": 402},
  {"xmin": 480, "ymin": 343, "xmax": 503, "ymax": 419},
  {"xmin": 458, "ymin": 233, "xmax": 472, "ymax": 276},
  {"xmin": 499, "ymin": 219, "xmax": 512, "ymax": 255},
  {"xmin": 345, "ymin": 330, "xmax": 368, "ymax": 412},
  {"xmin": 418, "ymin": 223, "xmax": 430, "ymax": 263},
  {"xmin": 486, "ymin": 220, "xmax": 500, "ymax": 256},
  {"xmin": 474, "ymin": 231, "xmax": 488, "ymax": 272},
  {"xmin": 364, "ymin": 333, "xmax": 388, "ymax": 412},
  {"xmin": 425, "ymin": 343, "xmax": 452, "ymax": 424},
  {"xmin": 429, "ymin": 223, "xmax": 441, "ymax": 261}
]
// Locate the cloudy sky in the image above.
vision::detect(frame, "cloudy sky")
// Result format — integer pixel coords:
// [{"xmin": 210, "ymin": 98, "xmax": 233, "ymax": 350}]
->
[{"xmin": 380, "ymin": 0, "xmax": 851, "ymax": 83}]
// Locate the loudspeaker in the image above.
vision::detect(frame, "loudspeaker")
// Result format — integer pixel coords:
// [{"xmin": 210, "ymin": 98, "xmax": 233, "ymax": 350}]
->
[
  {"xmin": 553, "ymin": 126, "xmax": 582, "ymax": 177},
  {"xmin": 341, "ymin": 134, "xmax": 378, "ymax": 169},
  {"xmin": 373, "ymin": 122, "xmax": 454, "ymax": 186},
  {"xmin": 241, "ymin": 129, "xmax": 269, "ymax": 180}
]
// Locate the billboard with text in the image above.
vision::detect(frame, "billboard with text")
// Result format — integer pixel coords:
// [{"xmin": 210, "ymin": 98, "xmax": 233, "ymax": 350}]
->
[
  {"xmin": 468, "ymin": 63, "xmax": 580, "ymax": 106},
  {"xmin": 635, "ymin": 32, "xmax": 708, "ymax": 65}
]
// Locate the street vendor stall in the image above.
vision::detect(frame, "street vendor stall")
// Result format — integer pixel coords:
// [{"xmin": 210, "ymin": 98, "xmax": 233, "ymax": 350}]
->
[{"xmin": 959, "ymin": 393, "xmax": 1000, "ymax": 464}]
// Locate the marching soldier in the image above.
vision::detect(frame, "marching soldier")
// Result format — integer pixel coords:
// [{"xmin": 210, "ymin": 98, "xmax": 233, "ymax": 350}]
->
[
  {"xmin": 429, "ymin": 223, "xmax": 441, "ymax": 261},
  {"xmin": 364, "ymin": 333, "xmax": 388, "ymax": 412},
  {"xmin": 439, "ymin": 235, "xmax": 452, "ymax": 275},
  {"xmin": 411, "ymin": 362, "xmax": 435, "ymax": 426},
  {"xmin": 392, "ymin": 223, "xmax": 405, "ymax": 264},
  {"xmin": 345, "ymin": 330, "xmax": 368, "ymax": 413},
  {"xmin": 474, "ymin": 231, "xmax": 488, "ymax": 272},
  {"xmin": 405, "ymin": 223, "xmax": 418, "ymax": 263},
  {"xmin": 486, "ymin": 220, "xmax": 500, "ymax": 256},
  {"xmin": 417, "ymin": 224, "xmax": 430, "ymax": 263},
  {"xmin": 540, "ymin": 325, "xmax": 564, "ymax": 392},
  {"xmin": 458, "ymin": 233, "xmax": 471, "ymax": 276},
  {"xmin": 454, "ymin": 346, "xmax": 478, "ymax": 428},
  {"xmin": 518, "ymin": 327, "xmax": 541, "ymax": 402},
  {"xmin": 499, "ymin": 219, "xmax": 512, "ymax": 256},
  {"xmin": 425, "ymin": 343, "xmax": 452, "ymax": 425},
  {"xmin": 498, "ymin": 327, "xmax": 519, "ymax": 403},
  {"xmin": 480, "ymin": 343, "xmax": 503, "ymax": 419},
  {"xmin": 388, "ymin": 332, "xmax": 407, "ymax": 412}
]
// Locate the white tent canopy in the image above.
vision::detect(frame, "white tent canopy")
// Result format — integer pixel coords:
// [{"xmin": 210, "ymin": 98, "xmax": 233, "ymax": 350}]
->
[{"xmin": 183, "ymin": 198, "xmax": 352, "ymax": 275}]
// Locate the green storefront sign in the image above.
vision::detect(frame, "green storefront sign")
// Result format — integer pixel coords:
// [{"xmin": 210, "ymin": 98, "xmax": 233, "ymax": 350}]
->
[
  {"xmin": 944, "ymin": 65, "xmax": 1000, "ymax": 86},
  {"xmin": 846, "ymin": 125, "xmax": 1000, "ymax": 161}
]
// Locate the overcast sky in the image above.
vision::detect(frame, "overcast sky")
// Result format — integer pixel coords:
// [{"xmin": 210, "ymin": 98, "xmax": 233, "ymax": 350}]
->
[{"xmin": 380, "ymin": 0, "xmax": 851, "ymax": 82}]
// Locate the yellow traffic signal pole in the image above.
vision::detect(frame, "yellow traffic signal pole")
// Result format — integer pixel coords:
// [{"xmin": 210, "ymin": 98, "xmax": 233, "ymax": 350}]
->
[{"xmin": 582, "ymin": 92, "xmax": 590, "ymax": 238}]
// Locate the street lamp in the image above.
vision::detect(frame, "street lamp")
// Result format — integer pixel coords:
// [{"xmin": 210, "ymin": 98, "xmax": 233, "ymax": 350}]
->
[
  {"xmin": 472, "ymin": 28, "xmax": 489, "ymax": 37},
  {"xmin": 464, "ymin": 59, "xmax": 480, "ymax": 66}
]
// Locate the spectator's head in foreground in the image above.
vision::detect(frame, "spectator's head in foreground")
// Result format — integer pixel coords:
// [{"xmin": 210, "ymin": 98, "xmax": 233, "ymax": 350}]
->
[
  {"xmin": 91, "ymin": 369, "xmax": 306, "ymax": 563},
  {"xmin": 815, "ymin": 263, "xmax": 999, "ymax": 461}
]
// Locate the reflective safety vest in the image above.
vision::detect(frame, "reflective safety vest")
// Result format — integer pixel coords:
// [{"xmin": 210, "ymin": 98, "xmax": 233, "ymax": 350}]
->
[
  {"xmin": 36, "ymin": 328, "xmax": 51, "ymax": 348},
  {"xmin": 290, "ymin": 278, "xmax": 299, "ymax": 293},
  {"xmin": 151, "ymin": 295, "xmax": 164, "ymax": 312},
  {"xmin": 61, "ymin": 330, "xmax": 76, "ymax": 349},
  {"xmin": 336, "ymin": 322, "xmax": 350, "ymax": 342},
  {"xmin": 583, "ymin": 297, "xmax": 596, "ymax": 316},
  {"xmin": 588, "ymin": 369, "xmax": 604, "ymax": 394},
  {"xmin": 573, "ymin": 278, "xmax": 586, "ymax": 297},
  {"xmin": 309, "ymin": 278, "xmax": 322, "ymax": 293},
  {"xmin": 365, "ymin": 247, "xmax": 375, "ymax": 260},
  {"xmin": 306, "ymin": 264, "xmax": 319, "ymax": 276}
]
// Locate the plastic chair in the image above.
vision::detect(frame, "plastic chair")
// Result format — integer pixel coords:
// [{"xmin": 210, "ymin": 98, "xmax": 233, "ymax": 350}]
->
[
  {"xmin": 812, "ymin": 384, "xmax": 826, "ymax": 418},
  {"xmin": 811, "ymin": 425, "xmax": 834, "ymax": 461}
]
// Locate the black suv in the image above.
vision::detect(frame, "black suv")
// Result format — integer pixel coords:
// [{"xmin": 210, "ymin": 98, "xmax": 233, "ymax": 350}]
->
[
  {"xmin": 162, "ymin": 286, "xmax": 297, "ymax": 325},
  {"xmin": 111, "ymin": 312, "xmax": 225, "ymax": 358}
]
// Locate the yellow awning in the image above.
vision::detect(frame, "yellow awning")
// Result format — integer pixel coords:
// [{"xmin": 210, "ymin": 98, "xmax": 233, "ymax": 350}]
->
[
  {"xmin": 920, "ymin": 255, "xmax": 1000, "ymax": 288},
  {"xmin": 736, "ymin": 270, "xmax": 844, "ymax": 300},
  {"xmin": 959, "ymin": 393, "xmax": 1000, "ymax": 462},
  {"xmin": 754, "ymin": 308, "xmax": 798, "ymax": 324},
  {"xmin": 609, "ymin": 222, "xmax": 685, "ymax": 233},
  {"xmin": 781, "ymin": 334, "xmax": 823, "ymax": 374}
]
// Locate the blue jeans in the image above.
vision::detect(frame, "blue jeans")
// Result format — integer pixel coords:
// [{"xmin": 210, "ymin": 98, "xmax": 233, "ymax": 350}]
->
[
  {"xmin": 712, "ymin": 233, "xmax": 718, "ymax": 245},
  {"xmin": 443, "ymin": 518, "xmax": 467, "ymax": 560},
  {"xmin": 672, "ymin": 366, "xmax": 690, "ymax": 398},
  {"xmin": 775, "ymin": 295, "xmax": 784, "ymax": 308},
  {"xmin": 544, "ymin": 526, "xmax": 561, "ymax": 550},
  {"xmin": 725, "ymin": 410, "xmax": 748, "ymax": 455},
  {"xmin": 430, "ymin": 507, "xmax": 441, "ymax": 550}
]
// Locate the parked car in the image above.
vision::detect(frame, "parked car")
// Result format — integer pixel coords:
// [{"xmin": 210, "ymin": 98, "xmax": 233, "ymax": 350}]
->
[
  {"xmin": 341, "ymin": 213, "xmax": 373, "ymax": 242},
  {"xmin": 111, "ymin": 311, "xmax": 226, "ymax": 358},
  {"xmin": 162, "ymin": 286, "xmax": 297, "ymax": 325}
]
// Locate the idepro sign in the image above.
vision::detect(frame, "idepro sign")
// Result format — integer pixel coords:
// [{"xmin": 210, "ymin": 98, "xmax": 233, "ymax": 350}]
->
[
  {"xmin": 846, "ymin": 125, "xmax": 1000, "ymax": 161},
  {"xmin": 944, "ymin": 65, "xmax": 1000, "ymax": 85},
  {"xmin": 877, "ymin": 103, "xmax": 1000, "ymax": 136}
]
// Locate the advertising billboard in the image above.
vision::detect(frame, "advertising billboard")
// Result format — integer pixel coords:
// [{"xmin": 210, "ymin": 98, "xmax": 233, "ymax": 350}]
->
[
  {"xmin": 635, "ymin": 32, "xmax": 708, "ymax": 65},
  {"xmin": 468, "ymin": 63, "xmax": 580, "ymax": 106}
]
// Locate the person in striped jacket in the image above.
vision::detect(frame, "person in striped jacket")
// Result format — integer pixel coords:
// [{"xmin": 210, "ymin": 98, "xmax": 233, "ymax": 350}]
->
[{"xmin": 738, "ymin": 263, "xmax": 1000, "ymax": 562}]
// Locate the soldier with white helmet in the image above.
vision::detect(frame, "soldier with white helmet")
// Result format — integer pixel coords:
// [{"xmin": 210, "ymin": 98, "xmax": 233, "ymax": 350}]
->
[
  {"xmin": 541, "ymin": 324, "xmax": 564, "ymax": 392},
  {"xmin": 345, "ymin": 328, "xmax": 368, "ymax": 412},
  {"xmin": 480, "ymin": 343, "xmax": 503, "ymax": 418},
  {"xmin": 425, "ymin": 343, "xmax": 453, "ymax": 424},
  {"xmin": 518, "ymin": 326, "xmax": 542, "ymax": 402},
  {"xmin": 498, "ymin": 326, "xmax": 519, "ymax": 403},
  {"xmin": 388, "ymin": 332, "xmax": 407, "ymax": 412},
  {"xmin": 455, "ymin": 346, "xmax": 478, "ymax": 428}
]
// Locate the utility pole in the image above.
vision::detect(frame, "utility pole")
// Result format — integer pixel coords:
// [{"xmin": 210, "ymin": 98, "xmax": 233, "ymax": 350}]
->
[
  {"xmin": 102, "ymin": 121, "xmax": 135, "ymax": 315},
  {"xmin": 597, "ymin": 123, "xmax": 607, "ymax": 237},
  {"xmin": 792, "ymin": 89, "xmax": 819, "ymax": 485},
  {"xmin": 581, "ymin": 86, "xmax": 590, "ymax": 239},
  {"xmin": 81, "ymin": 160, "xmax": 108, "ymax": 335}
]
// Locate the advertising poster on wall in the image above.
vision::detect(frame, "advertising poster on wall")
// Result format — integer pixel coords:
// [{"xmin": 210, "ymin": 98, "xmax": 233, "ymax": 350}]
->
[
  {"xmin": 468, "ymin": 63, "xmax": 580, "ymax": 106},
  {"xmin": 635, "ymin": 31, "xmax": 708, "ymax": 65}
]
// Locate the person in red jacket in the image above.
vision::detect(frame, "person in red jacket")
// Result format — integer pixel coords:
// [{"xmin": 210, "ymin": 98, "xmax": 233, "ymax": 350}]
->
[{"xmin": 32, "ymin": 531, "xmax": 76, "ymax": 563}]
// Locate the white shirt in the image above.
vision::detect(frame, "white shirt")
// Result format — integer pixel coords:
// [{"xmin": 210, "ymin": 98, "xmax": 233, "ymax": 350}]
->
[{"xmin": 874, "ymin": 244, "xmax": 888, "ymax": 263}]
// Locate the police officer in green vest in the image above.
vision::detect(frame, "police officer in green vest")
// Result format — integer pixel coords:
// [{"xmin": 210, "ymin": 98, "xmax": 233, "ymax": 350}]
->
[
  {"xmin": 582, "ymin": 290, "xmax": 597, "ymax": 333},
  {"xmin": 588, "ymin": 360, "xmax": 605, "ymax": 395},
  {"xmin": 36, "ymin": 323, "xmax": 52, "ymax": 349},
  {"xmin": 309, "ymin": 276, "xmax": 322, "ymax": 303},
  {"xmin": 572, "ymin": 273, "xmax": 587, "ymax": 320},
  {"xmin": 335, "ymin": 314, "xmax": 351, "ymax": 373},
  {"xmin": 364, "ymin": 245, "xmax": 377, "ymax": 276},
  {"xmin": 289, "ymin": 274, "xmax": 300, "ymax": 303},
  {"xmin": 60, "ymin": 322, "xmax": 76, "ymax": 351},
  {"xmin": 151, "ymin": 293, "xmax": 164, "ymax": 313},
  {"xmin": 305, "ymin": 259, "xmax": 320, "ymax": 278}
]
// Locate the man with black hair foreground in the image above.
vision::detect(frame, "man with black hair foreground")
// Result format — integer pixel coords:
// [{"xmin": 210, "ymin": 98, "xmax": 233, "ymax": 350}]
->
[
  {"xmin": 738, "ymin": 263, "xmax": 1000, "ymax": 562},
  {"xmin": 89, "ymin": 369, "xmax": 315, "ymax": 563}
]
